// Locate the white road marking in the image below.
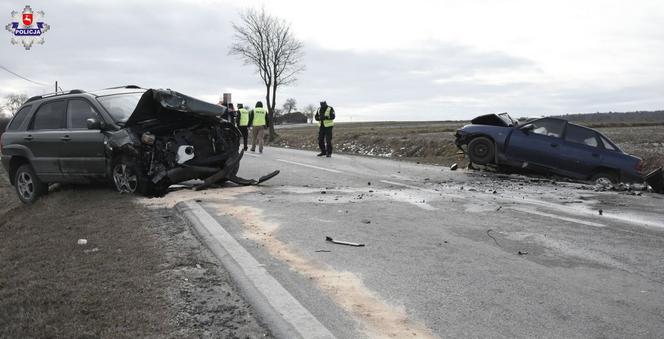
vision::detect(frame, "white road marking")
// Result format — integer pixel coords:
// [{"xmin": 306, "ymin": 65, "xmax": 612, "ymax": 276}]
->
[
  {"xmin": 508, "ymin": 206, "xmax": 606, "ymax": 228},
  {"xmin": 276, "ymin": 159, "xmax": 342, "ymax": 173}
]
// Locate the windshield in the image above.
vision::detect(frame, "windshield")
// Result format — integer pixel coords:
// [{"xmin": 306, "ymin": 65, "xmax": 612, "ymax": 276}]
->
[{"xmin": 96, "ymin": 92, "xmax": 144, "ymax": 124}]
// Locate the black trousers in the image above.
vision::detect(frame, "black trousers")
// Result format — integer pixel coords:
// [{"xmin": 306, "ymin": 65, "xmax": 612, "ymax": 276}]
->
[
  {"xmin": 238, "ymin": 126, "xmax": 249, "ymax": 149},
  {"xmin": 318, "ymin": 126, "xmax": 333, "ymax": 155}
]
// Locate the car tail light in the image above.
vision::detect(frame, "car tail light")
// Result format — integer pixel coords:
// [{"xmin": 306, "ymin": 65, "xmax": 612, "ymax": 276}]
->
[{"xmin": 636, "ymin": 159, "xmax": 644, "ymax": 174}]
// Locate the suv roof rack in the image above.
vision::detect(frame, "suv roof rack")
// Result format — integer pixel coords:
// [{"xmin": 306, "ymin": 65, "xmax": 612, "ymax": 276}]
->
[
  {"xmin": 25, "ymin": 89, "xmax": 87, "ymax": 103},
  {"xmin": 102, "ymin": 85, "xmax": 142, "ymax": 90}
]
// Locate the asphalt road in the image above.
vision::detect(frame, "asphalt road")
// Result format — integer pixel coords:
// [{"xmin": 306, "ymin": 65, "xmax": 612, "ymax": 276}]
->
[{"xmin": 185, "ymin": 146, "xmax": 664, "ymax": 338}]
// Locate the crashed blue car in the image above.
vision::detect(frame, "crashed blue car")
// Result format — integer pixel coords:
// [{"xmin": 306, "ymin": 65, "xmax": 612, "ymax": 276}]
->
[{"xmin": 455, "ymin": 113, "xmax": 644, "ymax": 184}]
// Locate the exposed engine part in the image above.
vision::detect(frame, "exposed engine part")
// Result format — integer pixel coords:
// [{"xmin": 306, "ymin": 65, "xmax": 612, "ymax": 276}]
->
[
  {"xmin": 176, "ymin": 145, "xmax": 195, "ymax": 164},
  {"xmin": 141, "ymin": 132, "xmax": 156, "ymax": 145}
]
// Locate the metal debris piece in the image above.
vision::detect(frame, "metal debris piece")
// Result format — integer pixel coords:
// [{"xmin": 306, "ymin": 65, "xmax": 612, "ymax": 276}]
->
[
  {"xmin": 325, "ymin": 236, "xmax": 365, "ymax": 247},
  {"xmin": 360, "ymin": 219, "xmax": 371, "ymax": 224},
  {"xmin": 518, "ymin": 250, "xmax": 528, "ymax": 255},
  {"xmin": 599, "ymin": 209, "xmax": 603, "ymax": 216},
  {"xmin": 450, "ymin": 163, "xmax": 458, "ymax": 171}
]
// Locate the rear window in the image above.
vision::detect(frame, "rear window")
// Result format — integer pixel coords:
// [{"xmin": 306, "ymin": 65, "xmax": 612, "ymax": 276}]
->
[
  {"xmin": 565, "ymin": 124, "xmax": 599, "ymax": 147},
  {"xmin": 31, "ymin": 101, "xmax": 67, "ymax": 130},
  {"xmin": 96, "ymin": 92, "xmax": 143, "ymax": 123},
  {"xmin": 7, "ymin": 105, "xmax": 32, "ymax": 131}
]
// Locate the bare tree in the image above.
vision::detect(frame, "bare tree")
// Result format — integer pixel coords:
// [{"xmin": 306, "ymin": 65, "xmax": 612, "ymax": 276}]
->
[
  {"xmin": 303, "ymin": 104, "xmax": 316, "ymax": 123},
  {"xmin": 229, "ymin": 8, "xmax": 304, "ymax": 140},
  {"xmin": 283, "ymin": 98, "xmax": 297, "ymax": 114},
  {"xmin": 2, "ymin": 93, "xmax": 29, "ymax": 116}
]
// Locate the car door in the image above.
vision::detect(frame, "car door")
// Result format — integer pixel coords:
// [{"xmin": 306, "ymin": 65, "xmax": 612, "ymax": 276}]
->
[
  {"xmin": 558, "ymin": 124, "xmax": 603, "ymax": 179},
  {"xmin": 59, "ymin": 99, "xmax": 107, "ymax": 176},
  {"xmin": 504, "ymin": 118, "xmax": 566, "ymax": 170},
  {"xmin": 26, "ymin": 100, "xmax": 68, "ymax": 176}
]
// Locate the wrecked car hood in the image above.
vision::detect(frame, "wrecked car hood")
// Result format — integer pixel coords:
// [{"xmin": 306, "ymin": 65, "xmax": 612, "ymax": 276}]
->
[
  {"xmin": 125, "ymin": 89, "xmax": 227, "ymax": 126},
  {"xmin": 470, "ymin": 113, "xmax": 516, "ymax": 127}
]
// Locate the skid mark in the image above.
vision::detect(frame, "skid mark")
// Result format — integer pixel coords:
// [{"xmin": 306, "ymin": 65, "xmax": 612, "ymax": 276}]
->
[{"xmin": 216, "ymin": 204, "xmax": 436, "ymax": 339}]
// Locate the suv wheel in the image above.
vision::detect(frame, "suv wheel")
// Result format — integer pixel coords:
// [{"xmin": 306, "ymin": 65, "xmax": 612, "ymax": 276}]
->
[
  {"xmin": 112, "ymin": 156, "xmax": 149, "ymax": 194},
  {"xmin": 15, "ymin": 164, "xmax": 48, "ymax": 204}
]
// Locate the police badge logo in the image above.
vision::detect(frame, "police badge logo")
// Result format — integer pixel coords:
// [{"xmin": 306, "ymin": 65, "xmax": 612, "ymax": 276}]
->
[{"xmin": 5, "ymin": 5, "xmax": 50, "ymax": 50}]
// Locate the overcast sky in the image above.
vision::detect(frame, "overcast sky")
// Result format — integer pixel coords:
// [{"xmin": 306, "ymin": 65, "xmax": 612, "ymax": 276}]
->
[{"xmin": 1, "ymin": 0, "xmax": 663, "ymax": 120}]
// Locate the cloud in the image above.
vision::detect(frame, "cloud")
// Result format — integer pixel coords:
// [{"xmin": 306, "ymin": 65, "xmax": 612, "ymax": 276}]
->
[{"xmin": 1, "ymin": 0, "xmax": 663, "ymax": 121}]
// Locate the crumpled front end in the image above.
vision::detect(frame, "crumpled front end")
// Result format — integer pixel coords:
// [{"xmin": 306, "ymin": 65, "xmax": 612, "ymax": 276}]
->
[{"xmin": 108, "ymin": 88, "xmax": 279, "ymax": 196}]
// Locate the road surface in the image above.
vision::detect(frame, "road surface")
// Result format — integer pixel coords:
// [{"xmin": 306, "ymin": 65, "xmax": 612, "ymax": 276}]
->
[{"xmin": 170, "ymin": 147, "xmax": 664, "ymax": 338}]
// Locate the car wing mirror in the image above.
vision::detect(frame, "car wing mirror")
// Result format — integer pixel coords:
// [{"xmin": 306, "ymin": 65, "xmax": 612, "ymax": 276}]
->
[{"xmin": 86, "ymin": 118, "xmax": 102, "ymax": 130}]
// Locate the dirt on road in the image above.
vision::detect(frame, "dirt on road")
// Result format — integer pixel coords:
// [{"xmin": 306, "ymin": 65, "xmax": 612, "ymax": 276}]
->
[{"xmin": 0, "ymin": 173, "xmax": 271, "ymax": 338}]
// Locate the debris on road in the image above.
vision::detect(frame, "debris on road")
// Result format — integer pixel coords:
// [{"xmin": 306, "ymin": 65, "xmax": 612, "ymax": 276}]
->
[
  {"xmin": 599, "ymin": 209, "xmax": 604, "ymax": 216},
  {"xmin": 315, "ymin": 250, "xmax": 332, "ymax": 253},
  {"xmin": 496, "ymin": 206, "xmax": 502, "ymax": 212},
  {"xmin": 325, "ymin": 236, "xmax": 365, "ymax": 247},
  {"xmin": 518, "ymin": 250, "xmax": 528, "ymax": 255},
  {"xmin": 645, "ymin": 167, "xmax": 664, "ymax": 193},
  {"xmin": 361, "ymin": 219, "xmax": 371, "ymax": 224},
  {"xmin": 450, "ymin": 163, "xmax": 458, "ymax": 171},
  {"xmin": 486, "ymin": 229, "xmax": 501, "ymax": 247},
  {"xmin": 77, "ymin": 239, "xmax": 87, "ymax": 245}
]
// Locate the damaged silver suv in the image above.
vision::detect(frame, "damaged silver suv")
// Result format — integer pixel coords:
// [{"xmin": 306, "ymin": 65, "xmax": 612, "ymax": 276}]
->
[{"xmin": 0, "ymin": 86, "xmax": 278, "ymax": 204}]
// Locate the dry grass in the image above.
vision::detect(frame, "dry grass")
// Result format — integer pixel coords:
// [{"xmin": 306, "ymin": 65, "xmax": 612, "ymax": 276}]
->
[
  {"xmin": 0, "ymin": 175, "xmax": 270, "ymax": 338},
  {"xmin": 272, "ymin": 122, "xmax": 664, "ymax": 172}
]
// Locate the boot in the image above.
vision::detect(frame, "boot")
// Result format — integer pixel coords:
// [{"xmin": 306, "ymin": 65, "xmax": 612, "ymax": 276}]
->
[{"xmin": 317, "ymin": 152, "xmax": 325, "ymax": 156}]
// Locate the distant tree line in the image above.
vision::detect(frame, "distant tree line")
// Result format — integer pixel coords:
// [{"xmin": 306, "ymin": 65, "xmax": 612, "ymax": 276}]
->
[{"xmin": 554, "ymin": 110, "xmax": 664, "ymax": 125}]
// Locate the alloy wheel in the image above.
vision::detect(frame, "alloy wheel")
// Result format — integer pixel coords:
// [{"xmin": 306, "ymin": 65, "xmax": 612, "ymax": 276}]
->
[
  {"xmin": 17, "ymin": 171, "xmax": 35, "ymax": 201},
  {"xmin": 113, "ymin": 163, "xmax": 138, "ymax": 193}
]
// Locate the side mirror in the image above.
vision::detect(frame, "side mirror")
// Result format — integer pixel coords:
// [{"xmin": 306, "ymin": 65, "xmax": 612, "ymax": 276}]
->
[{"xmin": 86, "ymin": 118, "xmax": 102, "ymax": 130}]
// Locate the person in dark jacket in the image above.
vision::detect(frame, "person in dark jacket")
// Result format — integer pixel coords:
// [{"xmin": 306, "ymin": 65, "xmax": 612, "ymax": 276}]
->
[
  {"xmin": 314, "ymin": 101, "xmax": 335, "ymax": 157},
  {"xmin": 236, "ymin": 103, "xmax": 250, "ymax": 151},
  {"xmin": 221, "ymin": 103, "xmax": 236, "ymax": 125}
]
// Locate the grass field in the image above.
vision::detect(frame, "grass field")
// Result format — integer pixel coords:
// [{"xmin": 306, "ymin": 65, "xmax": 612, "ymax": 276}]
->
[{"xmin": 272, "ymin": 121, "xmax": 664, "ymax": 172}]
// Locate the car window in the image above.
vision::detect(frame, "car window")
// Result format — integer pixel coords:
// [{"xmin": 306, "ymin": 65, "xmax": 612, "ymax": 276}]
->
[
  {"xmin": 524, "ymin": 119, "xmax": 565, "ymax": 138},
  {"xmin": 565, "ymin": 124, "xmax": 599, "ymax": 147},
  {"xmin": 96, "ymin": 92, "xmax": 143, "ymax": 123},
  {"xmin": 30, "ymin": 101, "xmax": 67, "ymax": 130},
  {"xmin": 600, "ymin": 135, "xmax": 616, "ymax": 151},
  {"xmin": 68, "ymin": 99, "xmax": 99, "ymax": 129},
  {"xmin": 6, "ymin": 105, "xmax": 32, "ymax": 131}
]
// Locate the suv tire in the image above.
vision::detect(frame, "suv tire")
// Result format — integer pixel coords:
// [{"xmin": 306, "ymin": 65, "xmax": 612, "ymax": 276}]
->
[
  {"xmin": 15, "ymin": 164, "xmax": 49, "ymax": 204},
  {"xmin": 111, "ymin": 155, "xmax": 153, "ymax": 195},
  {"xmin": 468, "ymin": 137, "xmax": 494, "ymax": 165}
]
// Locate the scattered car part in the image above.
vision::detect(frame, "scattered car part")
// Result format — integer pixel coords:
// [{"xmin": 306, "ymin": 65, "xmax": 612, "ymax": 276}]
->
[
  {"xmin": 645, "ymin": 167, "xmax": 663, "ymax": 194},
  {"xmin": 325, "ymin": 236, "xmax": 365, "ymax": 247},
  {"xmin": 176, "ymin": 145, "xmax": 195, "ymax": 164},
  {"xmin": 450, "ymin": 163, "xmax": 458, "ymax": 171},
  {"xmin": 518, "ymin": 250, "xmax": 528, "ymax": 255}
]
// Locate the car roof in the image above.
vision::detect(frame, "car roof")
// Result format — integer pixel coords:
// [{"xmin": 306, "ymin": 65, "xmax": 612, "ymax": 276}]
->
[{"xmin": 24, "ymin": 86, "xmax": 145, "ymax": 105}]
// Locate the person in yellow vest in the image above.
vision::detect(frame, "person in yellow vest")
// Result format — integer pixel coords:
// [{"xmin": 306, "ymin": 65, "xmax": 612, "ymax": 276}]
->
[
  {"xmin": 236, "ymin": 103, "xmax": 250, "ymax": 151},
  {"xmin": 250, "ymin": 101, "xmax": 269, "ymax": 153},
  {"xmin": 314, "ymin": 101, "xmax": 335, "ymax": 157}
]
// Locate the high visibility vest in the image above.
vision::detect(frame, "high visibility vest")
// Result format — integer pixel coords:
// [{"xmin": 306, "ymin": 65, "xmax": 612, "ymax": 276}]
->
[
  {"xmin": 320, "ymin": 107, "xmax": 334, "ymax": 127},
  {"xmin": 253, "ymin": 107, "xmax": 267, "ymax": 126},
  {"xmin": 238, "ymin": 108, "xmax": 249, "ymax": 126}
]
